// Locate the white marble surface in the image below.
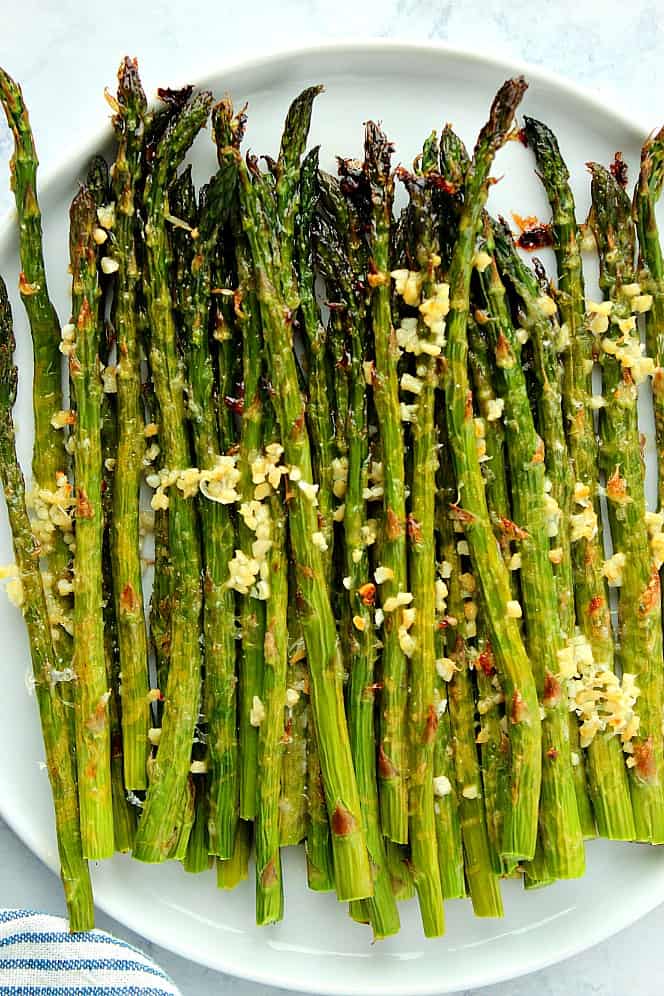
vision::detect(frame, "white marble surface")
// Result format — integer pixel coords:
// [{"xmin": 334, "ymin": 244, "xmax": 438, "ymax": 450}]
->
[{"xmin": 2, "ymin": 2, "xmax": 664, "ymax": 994}]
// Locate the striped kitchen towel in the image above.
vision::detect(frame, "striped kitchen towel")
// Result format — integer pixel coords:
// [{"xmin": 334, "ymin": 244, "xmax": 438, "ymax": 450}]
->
[{"xmin": 0, "ymin": 910, "xmax": 181, "ymax": 995}]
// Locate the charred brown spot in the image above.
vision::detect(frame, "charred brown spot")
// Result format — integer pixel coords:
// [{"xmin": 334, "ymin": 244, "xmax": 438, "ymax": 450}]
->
[
  {"xmin": 407, "ymin": 513, "xmax": 423, "ymax": 543},
  {"xmin": 464, "ymin": 389, "xmax": 473, "ymax": 420},
  {"xmin": 516, "ymin": 127, "xmax": 528, "ymax": 146},
  {"xmin": 18, "ymin": 271, "xmax": 39, "ymax": 296},
  {"xmin": 424, "ymin": 704, "xmax": 438, "ymax": 744},
  {"xmin": 517, "ymin": 224, "xmax": 554, "ymax": 251},
  {"xmin": 77, "ymin": 296, "xmax": 92, "ymax": 331},
  {"xmin": 606, "ymin": 466, "xmax": 629, "ymax": 504},
  {"xmin": 378, "ymin": 745, "xmax": 397, "ymax": 779},
  {"xmin": 633, "ymin": 737, "xmax": 656, "ymax": 782},
  {"xmin": 449, "ymin": 502, "xmax": 476, "ymax": 525},
  {"xmin": 261, "ymin": 857, "xmax": 279, "ymax": 888},
  {"xmin": 510, "ymin": 690, "xmax": 527, "ymax": 724},
  {"xmin": 532, "ymin": 437, "xmax": 545, "ymax": 464},
  {"xmin": 639, "ymin": 566, "xmax": 661, "ymax": 617},
  {"xmin": 610, "ymin": 151, "xmax": 629, "ymax": 188},
  {"xmin": 297, "ymin": 563, "xmax": 314, "ymax": 581},
  {"xmin": 76, "ymin": 488, "xmax": 93, "ymax": 519},
  {"xmin": 495, "ymin": 331, "xmax": 513, "ymax": 365},
  {"xmin": 358, "ymin": 582, "xmax": 376, "ymax": 607},
  {"xmin": 281, "ymin": 716, "xmax": 293, "ymax": 745},
  {"xmin": 543, "ymin": 671, "xmax": 562, "ymax": 707},
  {"xmin": 477, "ymin": 642, "xmax": 495, "ymax": 676},
  {"xmin": 224, "ymin": 394, "xmax": 244, "ymax": 415},
  {"xmin": 498, "ymin": 515, "xmax": 528, "ymax": 540},
  {"xmin": 386, "ymin": 507, "xmax": 402, "ymax": 540},
  {"xmin": 511, "ymin": 211, "xmax": 554, "ymax": 251},
  {"xmin": 588, "ymin": 594, "xmax": 604, "ymax": 616},
  {"xmin": 293, "ymin": 410, "xmax": 305, "ymax": 433},
  {"xmin": 331, "ymin": 804, "xmax": 357, "ymax": 837},
  {"xmin": 546, "ymin": 746, "xmax": 559, "ymax": 760},
  {"xmin": 119, "ymin": 582, "xmax": 139, "ymax": 615},
  {"xmin": 232, "ymin": 288, "xmax": 245, "ymax": 319}
]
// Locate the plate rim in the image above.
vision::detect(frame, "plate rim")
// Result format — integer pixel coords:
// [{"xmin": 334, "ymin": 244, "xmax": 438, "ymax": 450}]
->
[{"xmin": 0, "ymin": 37, "xmax": 661, "ymax": 995}]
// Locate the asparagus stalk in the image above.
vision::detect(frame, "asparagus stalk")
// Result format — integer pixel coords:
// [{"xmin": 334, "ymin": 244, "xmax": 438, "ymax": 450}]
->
[
  {"xmin": 439, "ymin": 130, "xmax": 512, "ymax": 878},
  {"xmin": 443, "ymin": 77, "xmax": 541, "ymax": 864},
  {"xmin": 523, "ymin": 117, "xmax": 635, "ymax": 841},
  {"xmin": 0, "ymin": 273, "xmax": 93, "ymax": 929},
  {"xmin": 182, "ymin": 101, "xmax": 244, "ymax": 860},
  {"xmin": 108, "ymin": 57, "xmax": 150, "ymax": 792},
  {"xmin": 297, "ymin": 149, "xmax": 336, "ymax": 892},
  {"xmin": 133, "ymin": 89, "xmax": 212, "ymax": 862},
  {"xmin": 255, "ymin": 481, "xmax": 289, "ymax": 925},
  {"xmin": 394, "ymin": 139, "xmax": 445, "ymax": 935},
  {"xmin": 317, "ymin": 170, "xmax": 399, "ymax": 936},
  {"xmin": 233, "ymin": 235, "xmax": 267, "ymax": 825},
  {"xmin": 465, "ymin": 318, "xmax": 516, "ymax": 874},
  {"xmin": 362, "ymin": 121, "xmax": 409, "ymax": 844},
  {"xmin": 90, "ymin": 154, "xmax": 137, "ymax": 854},
  {"xmin": 0, "ymin": 68, "xmax": 72, "ymax": 665},
  {"xmin": 588, "ymin": 162, "xmax": 664, "ymax": 842},
  {"xmin": 634, "ymin": 126, "xmax": 664, "ymax": 510},
  {"xmin": 438, "ymin": 428, "xmax": 504, "ymax": 916},
  {"xmin": 68, "ymin": 184, "xmax": 113, "ymax": 859},
  {"xmin": 228, "ymin": 89, "xmax": 372, "ymax": 901}
]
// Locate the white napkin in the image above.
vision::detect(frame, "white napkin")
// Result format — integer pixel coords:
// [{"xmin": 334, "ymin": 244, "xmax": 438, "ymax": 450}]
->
[{"xmin": 0, "ymin": 909, "xmax": 182, "ymax": 994}]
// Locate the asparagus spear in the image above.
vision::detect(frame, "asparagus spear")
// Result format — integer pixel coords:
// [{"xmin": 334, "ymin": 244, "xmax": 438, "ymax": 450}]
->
[
  {"xmin": 438, "ymin": 426, "xmax": 504, "ymax": 916},
  {"xmin": 317, "ymin": 170, "xmax": 399, "ymax": 936},
  {"xmin": 228, "ymin": 89, "xmax": 372, "ymax": 901},
  {"xmin": 634, "ymin": 126, "xmax": 664, "ymax": 510},
  {"xmin": 477, "ymin": 220, "xmax": 585, "ymax": 879},
  {"xmin": 523, "ymin": 117, "xmax": 635, "ymax": 841},
  {"xmin": 439, "ymin": 130, "xmax": 512, "ymax": 877},
  {"xmin": 0, "ymin": 273, "xmax": 93, "ymax": 929},
  {"xmin": 133, "ymin": 89, "xmax": 213, "ymax": 862},
  {"xmin": 107, "ymin": 57, "xmax": 150, "ymax": 792},
  {"xmin": 183, "ymin": 100, "xmax": 244, "ymax": 860},
  {"xmin": 588, "ymin": 161, "xmax": 664, "ymax": 843},
  {"xmin": 443, "ymin": 77, "xmax": 541, "ymax": 864},
  {"xmin": 360, "ymin": 121, "xmax": 410, "ymax": 844},
  {"xmin": 395, "ymin": 138, "xmax": 445, "ymax": 935},
  {"xmin": 255, "ymin": 481, "xmax": 288, "ymax": 925},
  {"xmin": 88, "ymin": 152, "xmax": 137, "ymax": 854},
  {"xmin": 68, "ymin": 184, "xmax": 114, "ymax": 858},
  {"xmin": 0, "ymin": 68, "xmax": 72, "ymax": 665},
  {"xmin": 232, "ymin": 234, "xmax": 266, "ymax": 825},
  {"xmin": 297, "ymin": 149, "xmax": 336, "ymax": 892},
  {"xmin": 466, "ymin": 318, "xmax": 516, "ymax": 874}
]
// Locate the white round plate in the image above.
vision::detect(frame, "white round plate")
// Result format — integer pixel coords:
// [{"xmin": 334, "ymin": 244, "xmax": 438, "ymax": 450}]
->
[{"xmin": 0, "ymin": 40, "xmax": 662, "ymax": 996}]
